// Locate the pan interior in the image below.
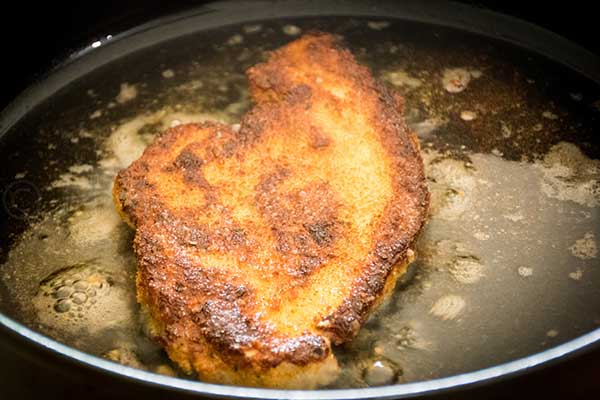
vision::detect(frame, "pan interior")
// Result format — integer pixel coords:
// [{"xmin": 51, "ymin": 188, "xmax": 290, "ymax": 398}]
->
[{"xmin": 1, "ymin": 16, "xmax": 600, "ymax": 388}]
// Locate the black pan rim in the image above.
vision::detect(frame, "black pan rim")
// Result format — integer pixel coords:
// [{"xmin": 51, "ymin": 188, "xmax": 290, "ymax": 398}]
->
[
  {"xmin": 2, "ymin": 314, "xmax": 599, "ymax": 399},
  {"xmin": 1, "ymin": 0, "xmax": 600, "ymax": 397}
]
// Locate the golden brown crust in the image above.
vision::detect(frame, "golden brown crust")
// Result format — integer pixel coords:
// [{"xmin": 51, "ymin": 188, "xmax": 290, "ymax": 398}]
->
[{"xmin": 114, "ymin": 33, "xmax": 429, "ymax": 388}]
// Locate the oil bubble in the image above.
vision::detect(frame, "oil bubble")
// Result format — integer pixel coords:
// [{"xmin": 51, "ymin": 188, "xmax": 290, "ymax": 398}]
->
[
  {"xmin": 71, "ymin": 291, "xmax": 88, "ymax": 305},
  {"xmin": 363, "ymin": 359, "xmax": 401, "ymax": 386},
  {"xmin": 74, "ymin": 280, "xmax": 89, "ymax": 290},
  {"xmin": 54, "ymin": 286, "xmax": 74, "ymax": 299},
  {"xmin": 54, "ymin": 299, "xmax": 71, "ymax": 313}
]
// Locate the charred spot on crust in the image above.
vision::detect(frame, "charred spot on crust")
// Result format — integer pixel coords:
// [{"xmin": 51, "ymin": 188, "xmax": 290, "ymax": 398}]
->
[
  {"xmin": 229, "ymin": 228, "xmax": 247, "ymax": 246},
  {"xmin": 174, "ymin": 148, "xmax": 203, "ymax": 170},
  {"xmin": 239, "ymin": 110, "xmax": 266, "ymax": 141},
  {"xmin": 374, "ymin": 239, "xmax": 408, "ymax": 261},
  {"xmin": 221, "ymin": 139, "xmax": 238, "ymax": 157},
  {"xmin": 258, "ymin": 179, "xmax": 340, "ymax": 278},
  {"xmin": 255, "ymin": 167, "xmax": 290, "ymax": 196},
  {"xmin": 173, "ymin": 147, "xmax": 212, "ymax": 189},
  {"xmin": 268, "ymin": 335, "xmax": 329, "ymax": 366},
  {"xmin": 296, "ymin": 255, "xmax": 327, "ymax": 276},
  {"xmin": 309, "ymin": 126, "xmax": 331, "ymax": 149},
  {"xmin": 173, "ymin": 223, "xmax": 210, "ymax": 249},
  {"xmin": 285, "ymin": 84, "xmax": 312, "ymax": 104},
  {"xmin": 304, "ymin": 221, "xmax": 335, "ymax": 245},
  {"xmin": 184, "ymin": 169, "xmax": 211, "ymax": 189},
  {"xmin": 174, "ymin": 282, "xmax": 185, "ymax": 293},
  {"xmin": 194, "ymin": 299, "xmax": 258, "ymax": 349}
]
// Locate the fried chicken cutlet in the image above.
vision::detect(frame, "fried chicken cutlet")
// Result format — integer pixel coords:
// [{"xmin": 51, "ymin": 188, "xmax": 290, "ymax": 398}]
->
[{"xmin": 113, "ymin": 33, "xmax": 429, "ymax": 388}]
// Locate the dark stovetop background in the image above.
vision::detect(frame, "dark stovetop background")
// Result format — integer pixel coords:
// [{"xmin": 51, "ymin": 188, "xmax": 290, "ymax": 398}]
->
[{"xmin": 1, "ymin": 1, "xmax": 599, "ymax": 399}]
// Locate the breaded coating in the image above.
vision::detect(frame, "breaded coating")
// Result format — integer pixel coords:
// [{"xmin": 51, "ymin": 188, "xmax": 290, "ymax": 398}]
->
[{"xmin": 113, "ymin": 33, "xmax": 429, "ymax": 388}]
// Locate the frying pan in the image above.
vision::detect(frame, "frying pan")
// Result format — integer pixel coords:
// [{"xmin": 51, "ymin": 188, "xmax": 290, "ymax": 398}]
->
[{"xmin": 1, "ymin": 1, "xmax": 600, "ymax": 398}]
